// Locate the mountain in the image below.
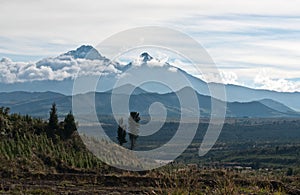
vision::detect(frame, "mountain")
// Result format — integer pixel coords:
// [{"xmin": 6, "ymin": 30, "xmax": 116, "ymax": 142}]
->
[
  {"xmin": 0, "ymin": 91, "xmax": 64, "ymax": 105},
  {"xmin": 140, "ymin": 52, "xmax": 153, "ymax": 62},
  {"xmin": 118, "ymin": 52, "xmax": 300, "ymax": 112},
  {"xmin": 259, "ymin": 99, "xmax": 297, "ymax": 113},
  {"xmin": 35, "ymin": 45, "xmax": 112, "ymax": 71},
  {"xmin": 1, "ymin": 45, "xmax": 300, "ymax": 112},
  {"xmin": 214, "ymin": 83, "xmax": 300, "ymax": 112},
  {"xmin": 105, "ymin": 84, "xmax": 149, "ymax": 95},
  {"xmin": 63, "ymin": 45, "xmax": 105, "ymax": 60},
  {"xmin": 0, "ymin": 91, "xmax": 67, "ymax": 117},
  {"xmin": 1, "ymin": 86, "xmax": 299, "ymax": 118},
  {"xmin": 168, "ymin": 68, "xmax": 300, "ymax": 112}
]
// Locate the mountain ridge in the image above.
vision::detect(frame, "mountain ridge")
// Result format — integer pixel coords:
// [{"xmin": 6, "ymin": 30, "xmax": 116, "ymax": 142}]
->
[
  {"xmin": 1, "ymin": 86, "xmax": 299, "ymax": 118},
  {"xmin": 1, "ymin": 45, "xmax": 300, "ymax": 111}
]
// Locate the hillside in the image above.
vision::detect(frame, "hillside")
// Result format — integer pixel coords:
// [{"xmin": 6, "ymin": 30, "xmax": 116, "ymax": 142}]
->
[
  {"xmin": 0, "ymin": 87, "xmax": 299, "ymax": 118},
  {"xmin": 1, "ymin": 45, "xmax": 300, "ymax": 111},
  {"xmin": 1, "ymin": 105, "xmax": 300, "ymax": 194}
]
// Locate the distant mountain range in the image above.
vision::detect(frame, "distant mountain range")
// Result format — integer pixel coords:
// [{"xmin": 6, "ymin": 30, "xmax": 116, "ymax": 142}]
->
[
  {"xmin": 0, "ymin": 85, "xmax": 299, "ymax": 118},
  {"xmin": 0, "ymin": 45, "xmax": 300, "ymax": 117}
]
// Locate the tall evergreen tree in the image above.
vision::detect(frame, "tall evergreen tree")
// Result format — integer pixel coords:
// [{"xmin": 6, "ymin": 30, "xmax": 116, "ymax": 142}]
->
[
  {"xmin": 47, "ymin": 103, "xmax": 59, "ymax": 138},
  {"xmin": 117, "ymin": 118, "xmax": 127, "ymax": 146},
  {"xmin": 128, "ymin": 112, "xmax": 140, "ymax": 150},
  {"xmin": 63, "ymin": 111, "xmax": 77, "ymax": 139}
]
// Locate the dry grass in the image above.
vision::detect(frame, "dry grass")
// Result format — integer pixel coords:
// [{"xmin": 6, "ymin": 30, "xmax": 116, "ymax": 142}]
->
[{"xmin": 146, "ymin": 165, "xmax": 299, "ymax": 194}]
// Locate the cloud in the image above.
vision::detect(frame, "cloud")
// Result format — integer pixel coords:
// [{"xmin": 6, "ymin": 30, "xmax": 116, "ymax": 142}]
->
[
  {"xmin": 0, "ymin": 51, "xmax": 180, "ymax": 84},
  {"xmin": 130, "ymin": 52, "xmax": 170, "ymax": 68},
  {"xmin": 168, "ymin": 67, "xmax": 177, "ymax": 73},
  {"xmin": 0, "ymin": 55, "xmax": 121, "ymax": 83},
  {"xmin": 1, "ymin": 50, "xmax": 300, "ymax": 93},
  {"xmin": 0, "ymin": 58, "xmax": 17, "ymax": 83},
  {"xmin": 0, "ymin": 1, "xmax": 300, "ymax": 92},
  {"xmin": 254, "ymin": 69, "xmax": 300, "ymax": 92},
  {"xmin": 36, "ymin": 55, "xmax": 77, "ymax": 70},
  {"xmin": 170, "ymin": 14, "xmax": 300, "ymax": 91},
  {"xmin": 220, "ymin": 71, "xmax": 239, "ymax": 85},
  {"xmin": 194, "ymin": 71, "xmax": 239, "ymax": 85},
  {"xmin": 1, "ymin": 1, "xmax": 300, "ymax": 56}
]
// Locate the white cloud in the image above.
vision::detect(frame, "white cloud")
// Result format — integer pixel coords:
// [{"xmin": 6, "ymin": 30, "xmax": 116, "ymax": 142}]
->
[
  {"xmin": 130, "ymin": 52, "xmax": 168, "ymax": 68},
  {"xmin": 220, "ymin": 71, "xmax": 239, "ymax": 85},
  {"xmin": 36, "ymin": 56, "xmax": 77, "ymax": 70},
  {"xmin": 0, "ymin": 58, "xmax": 17, "ymax": 83},
  {"xmin": 146, "ymin": 59, "xmax": 165, "ymax": 68},
  {"xmin": 168, "ymin": 67, "xmax": 177, "ymax": 73},
  {"xmin": 254, "ymin": 69, "xmax": 300, "ymax": 92},
  {"xmin": 1, "ymin": 49, "xmax": 300, "ymax": 93},
  {"xmin": 0, "ymin": 55, "xmax": 121, "ymax": 83},
  {"xmin": 0, "ymin": 51, "xmax": 182, "ymax": 83},
  {"xmin": 1, "ymin": 0, "xmax": 300, "ymax": 56},
  {"xmin": 0, "ymin": 0, "xmax": 300, "ymax": 92}
]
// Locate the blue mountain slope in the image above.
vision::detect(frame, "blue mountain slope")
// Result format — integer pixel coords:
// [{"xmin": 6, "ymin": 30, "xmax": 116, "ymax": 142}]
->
[
  {"xmin": 259, "ymin": 99, "xmax": 297, "ymax": 113},
  {"xmin": 1, "ymin": 86, "xmax": 299, "ymax": 118},
  {"xmin": 1, "ymin": 45, "xmax": 299, "ymax": 112}
]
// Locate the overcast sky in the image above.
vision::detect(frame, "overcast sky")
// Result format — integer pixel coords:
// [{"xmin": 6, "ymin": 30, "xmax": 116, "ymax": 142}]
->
[{"xmin": 0, "ymin": 0, "xmax": 300, "ymax": 92}]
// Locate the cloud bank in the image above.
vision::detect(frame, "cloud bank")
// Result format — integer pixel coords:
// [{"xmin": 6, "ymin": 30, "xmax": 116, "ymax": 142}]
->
[
  {"xmin": 0, "ymin": 55, "xmax": 121, "ymax": 83},
  {"xmin": 0, "ymin": 50, "xmax": 178, "ymax": 84},
  {"xmin": 1, "ymin": 50, "xmax": 300, "ymax": 93}
]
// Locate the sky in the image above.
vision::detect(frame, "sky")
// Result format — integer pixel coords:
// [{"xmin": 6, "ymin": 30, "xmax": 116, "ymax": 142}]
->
[{"xmin": 0, "ymin": 0, "xmax": 299, "ymax": 92}]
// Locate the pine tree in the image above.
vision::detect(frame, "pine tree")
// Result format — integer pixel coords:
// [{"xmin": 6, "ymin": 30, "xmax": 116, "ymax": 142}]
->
[
  {"xmin": 128, "ymin": 112, "xmax": 140, "ymax": 150},
  {"xmin": 63, "ymin": 111, "xmax": 77, "ymax": 139},
  {"xmin": 47, "ymin": 103, "xmax": 59, "ymax": 139},
  {"xmin": 117, "ymin": 118, "xmax": 127, "ymax": 146}
]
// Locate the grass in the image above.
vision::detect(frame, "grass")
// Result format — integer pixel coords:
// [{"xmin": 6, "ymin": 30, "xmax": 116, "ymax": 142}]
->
[
  {"xmin": 0, "ymin": 132, "xmax": 104, "ymax": 175},
  {"xmin": 147, "ymin": 166, "xmax": 297, "ymax": 194},
  {"xmin": 1, "ymin": 109, "xmax": 300, "ymax": 193}
]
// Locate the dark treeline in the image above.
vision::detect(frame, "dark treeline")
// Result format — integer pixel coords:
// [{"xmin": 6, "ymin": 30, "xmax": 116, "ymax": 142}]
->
[
  {"xmin": 0, "ymin": 104, "xmax": 104, "ymax": 173},
  {"xmin": 0, "ymin": 103, "xmax": 76, "ymax": 141}
]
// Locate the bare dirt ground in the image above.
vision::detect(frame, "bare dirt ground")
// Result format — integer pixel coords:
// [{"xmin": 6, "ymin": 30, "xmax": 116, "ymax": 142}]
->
[
  {"xmin": 1, "ymin": 173, "xmax": 161, "ymax": 194},
  {"xmin": 1, "ymin": 171, "xmax": 300, "ymax": 194}
]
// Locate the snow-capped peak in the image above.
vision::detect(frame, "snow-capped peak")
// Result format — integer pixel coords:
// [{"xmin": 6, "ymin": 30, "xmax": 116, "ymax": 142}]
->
[
  {"xmin": 63, "ymin": 45, "xmax": 105, "ymax": 60},
  {"xmin": 140, "ymin": 52, "xmax": 153, "ymax": 63}
]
